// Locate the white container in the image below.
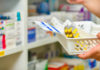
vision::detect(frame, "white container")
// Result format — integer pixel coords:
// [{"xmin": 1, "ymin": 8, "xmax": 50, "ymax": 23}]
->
[{"xmin": 56, "ymin": 21, "xmax": 100, "ymax": 55}]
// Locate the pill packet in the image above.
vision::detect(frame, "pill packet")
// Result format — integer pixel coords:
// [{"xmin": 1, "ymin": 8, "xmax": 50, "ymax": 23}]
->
[
  {"xmin": 51, "ymin": 17, "xmax": 96, "ymax": 38},
  {"xmin": 74, "ymin": 21, "xmax": 92, "ymax": 33},
  {"xmin": 34, "ymin": 17, "xmax": 96, "ymax": 39},
  {"xmin": 51, "ymin": 17, "xmax": 80, "ymax": 38}
]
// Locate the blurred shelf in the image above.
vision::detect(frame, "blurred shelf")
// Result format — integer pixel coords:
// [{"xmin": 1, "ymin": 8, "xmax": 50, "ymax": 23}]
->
[
  {"xmin": 28, "ymin": 37, "xmax": 58, "ymax": 50},
  {"xmin": 0, "ymin": 46, "xmax": 23, "ymax": 57}
]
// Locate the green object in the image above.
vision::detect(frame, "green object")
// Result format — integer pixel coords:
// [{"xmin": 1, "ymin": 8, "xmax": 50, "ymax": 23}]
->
[
  {"xmin": 2, "ymin": 27, "xmax": 4, "ymax": 30},
  {"xmin": 44, "ymin": 61, "xmax": 48, "ymax": 70}
]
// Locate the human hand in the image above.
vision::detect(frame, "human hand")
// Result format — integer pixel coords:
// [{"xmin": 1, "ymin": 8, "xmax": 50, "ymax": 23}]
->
[
  {"xmin": 67, "ymin": 0, "xmax": 84, "ymax": 4},
  {"xmin": 67, "ymin": 0, "xmax": 100, "ymax": 17},
  {"xmin": 78, "ymin": 33, "xmax": 100, "ymax": 61}
]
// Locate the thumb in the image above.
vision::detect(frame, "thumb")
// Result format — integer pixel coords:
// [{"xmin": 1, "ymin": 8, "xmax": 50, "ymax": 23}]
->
[{"xmin": 97, "ymin": 32, "xmax": 100, "ymax": 39}]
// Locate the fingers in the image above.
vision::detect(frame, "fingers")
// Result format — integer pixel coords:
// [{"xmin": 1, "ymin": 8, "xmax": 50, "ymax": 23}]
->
[
  {"xmin": 77, "ymin": 33, "xmax": 100, "ymax": 61},
  {"xmin": 67, "ymin": 0, "xmax": 84, "ymax": 4},
  {"xmin": 97, "ymin": 32, "xmax": 100, "ymax": 39},
  {"xmin": 78, "ymin": 47, "xmax": 98, "ymax": 59},
  {"xmin": 67, "ymin": 0, "xmax": 77, "ymax": 4}
]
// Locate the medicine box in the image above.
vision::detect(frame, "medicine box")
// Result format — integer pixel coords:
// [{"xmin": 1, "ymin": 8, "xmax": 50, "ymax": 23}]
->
[{"xmin": 28, "ymin": 27, "xmax": 36, "ymax": 43}]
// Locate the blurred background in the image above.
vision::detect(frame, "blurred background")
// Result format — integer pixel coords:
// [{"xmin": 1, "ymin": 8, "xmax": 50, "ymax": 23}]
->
[{"xmin": 0, "ymin": 0, "xmax": 100, "ymax": 70}]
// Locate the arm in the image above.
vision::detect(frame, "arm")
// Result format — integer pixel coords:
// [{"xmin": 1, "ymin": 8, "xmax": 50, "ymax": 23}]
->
[{"xmin": 67, "ymin": 0, "xmax": 100, "ymax": 17}]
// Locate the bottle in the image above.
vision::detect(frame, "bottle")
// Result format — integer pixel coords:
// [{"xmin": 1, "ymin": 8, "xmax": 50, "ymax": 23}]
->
[
  {"xmin": 88, "ymin": 59, "xmax": 97, "ymax": 70},
  {"xmin": 16, "ymin": 12, "xmax": 22, "ymax": 46},
  {"xmin": 49, "ymin": 0, "xmax": 59, "ymax": 11},
  {"xmin": 77, "ymin": 8, "xmax": 84, "ymax": 21}
]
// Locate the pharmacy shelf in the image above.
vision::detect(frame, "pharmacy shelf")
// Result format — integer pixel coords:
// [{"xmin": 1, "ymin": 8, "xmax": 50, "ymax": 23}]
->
[
  {"xmin": 5, "ymin": 47, "xmax": 23, "ymax": 56},
  {"xmin": 0, "ymin": 46, "xmax": 23, "ymax": 57},
  {"xmin": 28, "ymin": 37, "xmax": 58, "ymax": 50}
]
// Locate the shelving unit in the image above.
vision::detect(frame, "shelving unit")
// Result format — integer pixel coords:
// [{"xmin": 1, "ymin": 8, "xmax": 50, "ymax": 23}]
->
[
  {"xmin": 0, "ymin": 0, "xmax": 58, "ymax": 66},
  {"xmin": 2, "ymin": 47, "xmax": 23, "ymax": 57},
  {"xmin": 28, "ymin": 37, "xmax": 57, "ymax": 50},
  {"xmin": 0, "ymin": 0, "xmax": 28, "ymax": 70}
]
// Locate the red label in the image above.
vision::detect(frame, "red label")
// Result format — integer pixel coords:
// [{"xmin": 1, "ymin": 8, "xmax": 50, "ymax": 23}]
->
[{"xmin": 2, "ymin": 35, "xmax": 6, "ymax": 49}]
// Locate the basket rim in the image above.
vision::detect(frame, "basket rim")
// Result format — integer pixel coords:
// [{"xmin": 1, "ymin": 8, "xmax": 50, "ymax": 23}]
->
[{"xmin": 66, "ymin": 37, "xmax": 98, "ymax": 40}]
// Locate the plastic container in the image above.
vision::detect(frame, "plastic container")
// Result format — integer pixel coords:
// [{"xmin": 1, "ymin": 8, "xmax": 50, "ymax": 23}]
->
[{"xmin": 56, "ymin": 21, "xmax": 100, "ymax": 55}]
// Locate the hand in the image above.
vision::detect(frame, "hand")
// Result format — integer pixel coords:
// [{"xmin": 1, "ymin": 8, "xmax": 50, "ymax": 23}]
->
[
  {"xmin": 67, "ymin": 0, "xmax": 100, "ymax": 17},
  {"xmin": 78, "ymin": 33, "xmax": 100, "ymax": 61},
  {"xmin": 67, "ymin": 0, "xmax": 84, "ymax": 4}
]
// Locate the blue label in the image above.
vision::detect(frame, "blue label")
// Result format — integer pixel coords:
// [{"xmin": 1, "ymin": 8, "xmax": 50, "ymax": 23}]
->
[
  {"xmin": 41, "ymin": 22, "xmax": 53, "ymax": 31},
  {"xmin": 28, "ymin": 28, "xmax": 36, "ymax": 43},
  {"xmin": 49, "ymin": 24, "xmax": 60, "ymax": 33},
  {"xmin": 88, "ymin": 59, "xmax": 96, "ymax": 69}
]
